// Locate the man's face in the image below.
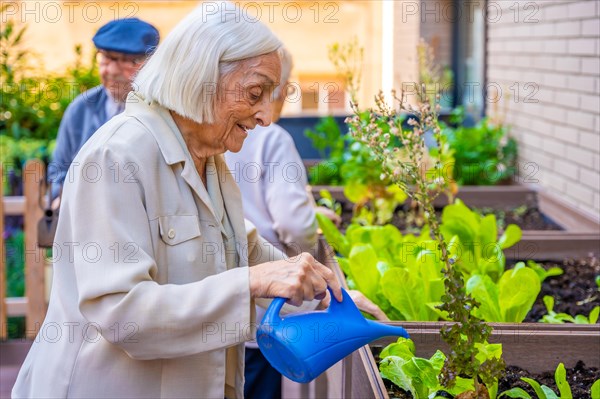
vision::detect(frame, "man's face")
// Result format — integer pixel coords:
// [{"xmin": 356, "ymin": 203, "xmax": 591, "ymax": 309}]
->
[{"xmin": 96, "ymin": 50, "xmax": 146, "ymax": 102}]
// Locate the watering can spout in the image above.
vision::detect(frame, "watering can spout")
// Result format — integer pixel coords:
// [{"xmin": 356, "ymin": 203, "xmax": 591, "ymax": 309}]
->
[{"xmin": 257, "ymin": 288, "xmax": 409, "ymax": 383}]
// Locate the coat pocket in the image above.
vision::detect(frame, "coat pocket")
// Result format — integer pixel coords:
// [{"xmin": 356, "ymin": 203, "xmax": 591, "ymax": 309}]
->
[{"xmin": 158, "ymin": 215, "xmax": 202, "ymax": 246}]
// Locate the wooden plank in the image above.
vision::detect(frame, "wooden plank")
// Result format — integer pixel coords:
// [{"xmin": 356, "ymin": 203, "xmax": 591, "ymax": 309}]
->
[
  {"xmin": 538, "ymin": 190, "xmax": 600, "ymax": 233},
  {"xmin": 311, "ymin": 184, "xmax": 539, "ymax": 209},
  {"xmin": 371, "ymin": 321, "xmax": 600, "ymax": 373},
  {"xmin": 5, "ymin": 297, "xmax": 27, "ymax": 317},
  {"xmin": 0, "ymin": 163, "xmax": 6, "ymax": 340},
  {"xmin": 3, "ymin": 197, "xmax": 25, "ymax": 216},
  {"xmin": 508, "ymin": 232, "xmax": 600, "ymax": 261},
  {"xmin": 23, "ymin": 160, "xmax": 47, "ymax": 339}
]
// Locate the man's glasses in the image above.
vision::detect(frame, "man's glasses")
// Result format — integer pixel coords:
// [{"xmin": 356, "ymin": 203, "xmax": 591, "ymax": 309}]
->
[{"xmin": 96, "ymin": 51, "xmax": 146, "ymax": 68}]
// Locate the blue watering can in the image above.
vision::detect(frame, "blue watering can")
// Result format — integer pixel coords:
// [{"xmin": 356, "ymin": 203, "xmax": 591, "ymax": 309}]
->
[{"xmin": 256, "ymin": 288, "xmax": 409, "ymax": 383}]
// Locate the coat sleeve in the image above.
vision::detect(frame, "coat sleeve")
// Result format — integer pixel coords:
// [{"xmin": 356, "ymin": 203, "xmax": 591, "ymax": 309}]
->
[
  {"xmin": 244, "ymin": 219, "xmax": 320, "ymax": 314},
  {"xmin": 60, "ymin": 142, "xmax": 253, "ymax": 360},
  {"xmin": 263, "ymin": 130, "xmax": 318, "ymax": 255}
]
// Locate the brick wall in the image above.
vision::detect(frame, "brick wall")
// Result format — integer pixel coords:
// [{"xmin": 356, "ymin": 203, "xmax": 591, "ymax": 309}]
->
[
  {"xmin": 487, "ymin": 0, "xmax": 600, "ymax": 221},
  {"xmin": 393, "ymin": 1, "xmax": 421, "ymax": 92}
]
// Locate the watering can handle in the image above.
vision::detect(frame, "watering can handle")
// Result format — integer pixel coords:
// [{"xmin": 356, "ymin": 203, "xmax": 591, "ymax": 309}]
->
[{"xmin": 267, "ymin": 287, "xmax": 350, "ymax": 322}]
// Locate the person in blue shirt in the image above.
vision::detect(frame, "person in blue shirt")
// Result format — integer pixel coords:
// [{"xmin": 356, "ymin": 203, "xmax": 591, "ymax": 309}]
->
[{"xmin": 51, "ymin": 18, "xmax": 159, "ymax": 197}]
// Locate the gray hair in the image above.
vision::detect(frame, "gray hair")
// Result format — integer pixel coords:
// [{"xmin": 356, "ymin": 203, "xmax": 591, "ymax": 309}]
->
[
  {"xmin": 273, "ymin": 47, "xmax": 293, "ymax": 100},
  {"xmin": 134, "ymin": 2, "xmax": 282, "ymax": 123}
]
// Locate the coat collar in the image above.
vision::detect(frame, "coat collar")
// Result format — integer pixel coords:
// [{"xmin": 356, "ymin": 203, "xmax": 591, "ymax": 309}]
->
[{"xmin": 123, "ymin": 93, "xmax": 249, "ymax": 261}]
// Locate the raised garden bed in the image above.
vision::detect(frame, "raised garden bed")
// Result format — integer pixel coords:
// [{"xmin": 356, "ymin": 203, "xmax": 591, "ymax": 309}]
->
[
  {"xmin": 313, "ymin": 184, "xmax": 600, "ymax": 261},
  {"xmin": 316, "ymin": 239, "xmax": 600, "ymax": 398}
]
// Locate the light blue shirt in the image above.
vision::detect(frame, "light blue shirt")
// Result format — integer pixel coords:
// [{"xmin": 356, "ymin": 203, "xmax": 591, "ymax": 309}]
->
[{"xmin": 51, "ymin": 86, "xmax": 123, "ymax": 197}]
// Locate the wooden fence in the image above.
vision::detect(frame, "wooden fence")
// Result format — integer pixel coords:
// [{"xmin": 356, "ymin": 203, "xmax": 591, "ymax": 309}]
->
[{"xmin": 1, "ymin": 160, "xmax": 48, "ymax": 340}]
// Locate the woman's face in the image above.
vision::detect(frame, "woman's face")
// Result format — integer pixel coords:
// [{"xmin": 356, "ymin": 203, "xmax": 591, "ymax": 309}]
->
[{"xmin": 210, "ymin": 52, "xmax": 281, "ymax": 153}]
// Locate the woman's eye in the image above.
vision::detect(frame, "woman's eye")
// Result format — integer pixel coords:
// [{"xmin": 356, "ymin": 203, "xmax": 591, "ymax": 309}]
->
[{"xmin": 248, "ymin": 89, "xmax": 262, "ymax": 102}]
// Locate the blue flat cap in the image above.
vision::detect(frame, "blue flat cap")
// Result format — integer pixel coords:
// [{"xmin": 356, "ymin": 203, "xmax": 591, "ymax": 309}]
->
[{"xmin": 93, "ymin": 18, "xmax": 159, "ymax": 55}]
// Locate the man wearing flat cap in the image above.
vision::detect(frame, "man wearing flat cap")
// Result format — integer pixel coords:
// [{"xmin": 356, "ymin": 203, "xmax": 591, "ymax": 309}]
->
[{"xmin": 52, "ymin": 18, "xmax": 159, "ymax": 196}]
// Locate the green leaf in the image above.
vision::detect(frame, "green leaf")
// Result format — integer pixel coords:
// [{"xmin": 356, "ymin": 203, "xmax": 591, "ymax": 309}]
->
[
  {"xmin": 316, "ymin": 213, "xmax": 349, "ymax": 257},
  {"xmin": 498, "ymin": 264, "xmax": 541, "ymax": 322},
  {"xmin": 588, "ymin": 306, "xmax": 600, "ymax": 324},
  {"xmin": 498, "ymin": 387, "xmax": 532, "ymax": 398},
  {"xmin": 554, "ymin": 363, "xmax": 572, "ymax": 399},
  {"xmin": 402, "ymin": 357, "xmax": 439, "ymax": 397},
  {"xmin": 474, "ymin": 342, "xmax": 503, "ymax": 365},
  {"xmin": 520, "ymin": 377, "xmax": 547, "ymax": 399},
  {"xmin": 466, "ymin": 274, "xmax": 503, "ymax": 322},
  {"xmin": 498, "ymin": 224, "xmax": 522, "ymax": 249},
  {"xmin": 382, "ymin": 268, "xmax": 432, "ymax": 320},
  {"xmin": 379, "ymin": 356, "xmax": 415, "ymax": 398},
  {"xmin": 343, "ymin": 180, "xmax": 369, "ymax": 204},
  {"xmin": 479, "ymin": 214, "xmax": 498, "ymax": 247},
  {"xmin": 446, "ymin": 377, "xmax": 475, "ymax": 396},
  {"xmin": 591, "ymin": 379, "xmax": 600, "ymax": 399},
  {"xmin": 540, "ymin": 385, "xmax": 559, "ymax": 399},
  {"xmin": 543, "ymin": 295, "xmax": 555, "ymax": 312},
  {"xmin": 348, "ymin": 244, "xmax": 381, "ymax": 300},
  {"xmin": 380, "ymin": 337, "xmax": 415, "ymax": 359}
]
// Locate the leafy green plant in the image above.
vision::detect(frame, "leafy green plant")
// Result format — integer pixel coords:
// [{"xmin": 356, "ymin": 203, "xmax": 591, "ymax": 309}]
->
[
  {"xmin": 306, "ymin": 40, "xmax": 407, "ymax": 225},
  {"xmin": 499, "ymin": 363, "xmax": 574, "ymax": 399},
  {"xmin": 379, "ymin": 337, "xmax": 503, "ymax": 399},
  {"xmin": 1, "ymin": 23, "xmax": 99, "ymax": 140},
  {"xmin": 305, "ymin": 116, "xmax": 346, "ymax": 185},
  {"xmin": 526, "ymin": 260, "xmax": 564, "ymax": 283},
  {"xmin": 315, "ymin": 189, "xmax": 342, "ymax": 216},
  {"xmin": 443, "ymin": 108, "xmax": 517, "ymax": 186},
  {"xmin": 466, "ymin": 263, "xmax": 541, "ymax": 322},
  {"xmin": 440, "ymin": 199, "xmax": 522, "ymax": 282},
  {"xmin": 1, "ymin": 5, "xmax": 99, "ymax": 189},
  {"xmin": 592, "ymin": 379, "xmax": 600, "ymax": 399},
  {"xmin": 317, "ymin": 200, "xmax": 539, "ymax": 324},
  {"xmin": 540, "ymin": 296, "xmax": 600, "ymax": 324}
]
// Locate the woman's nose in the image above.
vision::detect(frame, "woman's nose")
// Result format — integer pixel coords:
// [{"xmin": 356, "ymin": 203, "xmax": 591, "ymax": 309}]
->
[{"xmin": 255, "ymin": 97, "xmax": 274, "ymax": 127}]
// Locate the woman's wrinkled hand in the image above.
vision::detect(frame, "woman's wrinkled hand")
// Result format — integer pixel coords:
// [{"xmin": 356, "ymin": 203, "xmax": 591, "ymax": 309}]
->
[
  {"xmin": 315, "ymin": 206, "xmax": 342, "ymax": 227},
  {"xmin": 249, "ymin": 252, "xmax": 343, "ymax": 307},
  {"xmin": 347, "ymin": 290, "xmax": 390, "ymax": 321}
]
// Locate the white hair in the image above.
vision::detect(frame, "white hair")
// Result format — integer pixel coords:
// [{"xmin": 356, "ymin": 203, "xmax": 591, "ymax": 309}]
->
[
  {"xmin": 134, "ymin": 2, "xmax": 282, "ymax": 123},
  {"xmin": 273, "ymin": 47, "xmax": 293, "ymax": 100}
]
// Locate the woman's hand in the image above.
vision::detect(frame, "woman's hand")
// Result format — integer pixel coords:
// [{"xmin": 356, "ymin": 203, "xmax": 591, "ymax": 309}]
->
[
  {"xmin": 249, "ymin": 252, "xmax": 343, "ymax": 306},
  {"xmin": 315, "ymin": 206, "xmax": 342, "ymax": 227},
  {"xmin": 347, "ymin": 290, "xmax": 390, "ymax": 321}
]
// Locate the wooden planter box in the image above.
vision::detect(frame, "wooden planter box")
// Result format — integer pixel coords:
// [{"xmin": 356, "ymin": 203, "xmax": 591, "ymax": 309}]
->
[
  {"xmin": 343, "ymin": 323, "xmax": 600, "ymax": 399},
  {"xmin": 312, "ymin": 184, "xmax": 600, "ymax": 261},
  {"xmin": 315, "ymin": 240, "xmax": 600, "ymax": 399}
]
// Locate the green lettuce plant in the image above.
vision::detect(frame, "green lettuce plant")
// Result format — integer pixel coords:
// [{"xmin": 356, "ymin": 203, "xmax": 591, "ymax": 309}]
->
[
  {"xmin": 540, "ymin": 296, "xmax": 600, "ymax": 324},
  {"xmin": 466, "ymin": 263, "xmax": 540, "ymax": 323},
  {"xmin": 443, "ymin": 107, "xmax": 517, "ymax": 186},
  {"xmin": 379, "ymin": 337, "xmax": 503, "ymax": 399},
  {"xmin": 498, "ymin": 363, "xmax": 574, "ymax": 399}
]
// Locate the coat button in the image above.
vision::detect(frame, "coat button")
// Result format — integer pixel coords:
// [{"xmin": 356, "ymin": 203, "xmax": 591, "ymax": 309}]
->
[{"xmin": 167, "ymin": 228, "xmax": 176, "ymax": 239}]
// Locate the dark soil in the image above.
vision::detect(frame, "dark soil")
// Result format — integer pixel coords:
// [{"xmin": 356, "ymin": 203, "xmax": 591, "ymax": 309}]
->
[
  {"xmin": 522, "ymin": 256, "xmax": 600, "ymax": 322},
  {"xmin": 381, "ymin": 361, "xmax": 599, "ymax": 398}
]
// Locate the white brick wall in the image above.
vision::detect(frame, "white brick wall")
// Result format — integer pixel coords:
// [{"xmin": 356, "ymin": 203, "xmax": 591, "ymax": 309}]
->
[{"xmin": 487, "ymin": 0, "xmax": 600, "ymax": 220}]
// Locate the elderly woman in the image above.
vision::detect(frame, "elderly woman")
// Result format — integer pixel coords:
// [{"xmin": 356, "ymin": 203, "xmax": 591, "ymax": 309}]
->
[{"xmin": 12, "ymin": 4, "xmax": 341, "ymax": 399}]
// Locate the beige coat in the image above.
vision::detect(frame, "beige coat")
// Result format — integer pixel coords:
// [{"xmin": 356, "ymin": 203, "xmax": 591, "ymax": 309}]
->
[{"xmin": 12, "ymin": 94, "xmax": 286, "ymax": 398}]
